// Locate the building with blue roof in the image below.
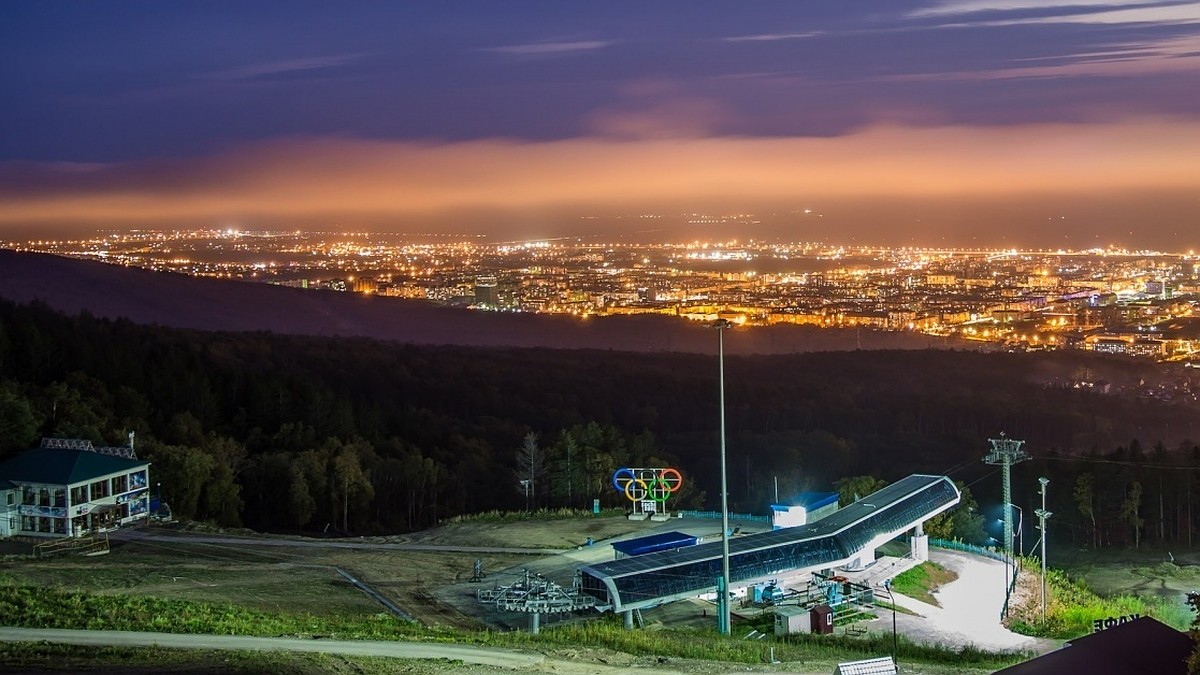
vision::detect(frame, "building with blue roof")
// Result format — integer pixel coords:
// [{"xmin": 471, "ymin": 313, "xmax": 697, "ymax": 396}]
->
[{"xmin": 0, "ymin": 438, "xmax": 151, "ymax": 539}]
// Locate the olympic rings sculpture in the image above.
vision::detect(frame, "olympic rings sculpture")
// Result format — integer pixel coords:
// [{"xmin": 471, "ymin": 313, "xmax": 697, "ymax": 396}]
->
[{"xmin": 611, "ymin": 467, "xmax": 683, "ymax": 504}]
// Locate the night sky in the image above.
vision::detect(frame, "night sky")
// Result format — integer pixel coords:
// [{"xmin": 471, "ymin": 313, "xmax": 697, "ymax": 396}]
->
[{"xmin": 2, "ymin": 1, "xmax": 1198, "ymax": 247}]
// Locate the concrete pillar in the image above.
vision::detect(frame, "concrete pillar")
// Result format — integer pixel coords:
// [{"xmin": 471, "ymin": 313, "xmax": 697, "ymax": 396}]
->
[
  {"xmin": 911, "ymin": 534, "xmax": 929, "ymax": 562},
  {"xmin": 624, "ymin": 609, "xmax": 634, "ymax": 629},
  {"xmin": 530, "ymin": 612, "xmax": 540, "ymax": 634}
]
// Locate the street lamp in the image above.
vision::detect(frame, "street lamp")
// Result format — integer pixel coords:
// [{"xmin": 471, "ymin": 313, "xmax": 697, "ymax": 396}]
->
[
  {"xmin": 883, "ymin": 578, "xmax": 898, "ymax": 667},
  {"xmin": 713, "ymin": 318, "xmax": 733, "ymax": 636},
  {"xmin": 1035, "ymin": 477, "xmax": 1052, "ymax": 625}
]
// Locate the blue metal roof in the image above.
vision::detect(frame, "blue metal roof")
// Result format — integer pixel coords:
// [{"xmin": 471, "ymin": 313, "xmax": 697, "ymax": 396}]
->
[
  {"xmin": 0, "ymin": 449, "xmax": 148, "ymax": 486},
  {"xmin": 611, "ymin": 531, "xmax": 699, "ymax": 557}
]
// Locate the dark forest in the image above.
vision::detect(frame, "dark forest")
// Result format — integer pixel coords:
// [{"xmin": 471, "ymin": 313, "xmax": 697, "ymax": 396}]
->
[{"xmin": 1, "ymin": 299, "xmax": 1198, "ymax": 551}]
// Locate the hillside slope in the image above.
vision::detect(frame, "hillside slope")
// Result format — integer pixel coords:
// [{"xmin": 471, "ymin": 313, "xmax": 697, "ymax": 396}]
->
[{"xmin": 0, "ymin": 249, "xmax": 957, "ymax": 354}]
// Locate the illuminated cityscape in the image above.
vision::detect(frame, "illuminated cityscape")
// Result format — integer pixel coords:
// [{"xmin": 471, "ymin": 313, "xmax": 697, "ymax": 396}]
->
[{"xmin": 9, "ymin": 227, "xmax": 1200, "ymax": 360}]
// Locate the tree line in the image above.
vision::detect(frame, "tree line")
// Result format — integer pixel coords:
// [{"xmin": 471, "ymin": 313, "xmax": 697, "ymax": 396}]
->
[{"xmin": 1, "ymin": 298, "xmax": 1199, "ymax": 545}]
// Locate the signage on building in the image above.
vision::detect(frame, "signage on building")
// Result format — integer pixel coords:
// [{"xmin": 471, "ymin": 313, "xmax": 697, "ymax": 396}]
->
[
  {"xmin": 1093, "ymin": 614, "xmax": 1141, "ymax": 633},
  {"xmin": 18, "ymin": 505, "xmax": 67, "ymax": 518}
]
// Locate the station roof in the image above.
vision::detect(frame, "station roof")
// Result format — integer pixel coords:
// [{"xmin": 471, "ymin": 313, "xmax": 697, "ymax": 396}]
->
[
  {"xmin": 0, "ymin": 448, "xmax": 148, "ymax": 486},
  {"xmin": 580, "ymin": 474, "xmax": 959, "ymax": 612},
  {"xmin": 611, "ymin": 531, "xmax": 698, "ymax": 557}
]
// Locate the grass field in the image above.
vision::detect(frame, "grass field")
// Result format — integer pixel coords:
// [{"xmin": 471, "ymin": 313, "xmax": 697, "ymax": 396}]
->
[
  {"xmin": 0, "ymin": 554, "xmax": 379, "ymax": 617},
  {"xmin": 0, "ymin": 643, "xmax": 506, "ymax": 675},
  {"xmin": 7, "ymin": 517, "xmax": 1193, "ymax": 673},
  {"xmin": 889, "ymin": 561, "xmax": 957, "ymax": 607}
]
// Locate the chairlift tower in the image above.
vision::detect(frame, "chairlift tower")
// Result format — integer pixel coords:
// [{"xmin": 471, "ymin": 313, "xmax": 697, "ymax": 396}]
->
[{"xmin": 984, "ymin": 434, "xmax": 1028, "ymax": 556}]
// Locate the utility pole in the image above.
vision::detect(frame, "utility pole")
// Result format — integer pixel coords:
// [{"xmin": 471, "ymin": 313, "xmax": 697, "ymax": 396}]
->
[{"xmin": 1035, "ymin": 477, "xmax": 1052, "ymax": 625}]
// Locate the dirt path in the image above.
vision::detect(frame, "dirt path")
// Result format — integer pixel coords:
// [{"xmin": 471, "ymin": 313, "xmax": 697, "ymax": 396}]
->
[{"xmin": 0, "ymin": 627, "xmax": 838, "ymax": 675}]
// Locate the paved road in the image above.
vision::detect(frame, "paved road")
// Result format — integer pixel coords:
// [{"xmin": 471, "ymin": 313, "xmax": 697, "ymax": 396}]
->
[
  {"xmin": 872, "ymin": 549, "xmax": 1058, "ymax": 654},
  {"xmin": 112, "ymin": 528, "xmax": 565, "ymax": 555}
]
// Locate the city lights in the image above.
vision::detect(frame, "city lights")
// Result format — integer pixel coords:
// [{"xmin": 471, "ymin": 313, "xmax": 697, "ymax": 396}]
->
[{"xmin": 6, "ymin": 228, "xmax": 1200, "ymax": 362}]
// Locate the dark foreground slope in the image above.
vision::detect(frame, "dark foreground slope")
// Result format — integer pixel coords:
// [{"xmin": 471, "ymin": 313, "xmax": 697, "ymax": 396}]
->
[{"xmin": 0, "ymin": 249, "xmax": 955, "ymax": 354}]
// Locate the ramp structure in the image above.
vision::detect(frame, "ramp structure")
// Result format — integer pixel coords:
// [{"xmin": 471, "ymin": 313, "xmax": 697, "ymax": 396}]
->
[{"xmin": 578, "ymin": 474, "xmax": 959, "ymax": 613}]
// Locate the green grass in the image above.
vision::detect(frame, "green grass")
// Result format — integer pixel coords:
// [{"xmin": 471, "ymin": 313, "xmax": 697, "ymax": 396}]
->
[
  {"xmin": 0, "ymin": 556, "xmax": 380, "ymax": 617},
  {"xmin": 0, "ymin": 643, "xmax": 446, "ymax": 675},
  {"xmin": 0, "ymin": 581, "xmax": 1024, "ymax": 671},
  {"xmin": 890, "ymin": 561, "xmax": 957, "ymax": 607},
  {"xmin": 0, "ymin": 581, "xmax": 428, "ymax": 640},
  {"xmin": 521, "ymin": 616, "xmax": 1026, "ymax": 670},
  {"xmin": 1006, "ymin": 559, "xmax": 1193, "ymax": 639}
]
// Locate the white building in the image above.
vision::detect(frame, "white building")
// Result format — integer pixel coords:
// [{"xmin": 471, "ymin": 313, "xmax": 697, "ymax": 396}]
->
[{"xmin": 0, "ymin": 439, "xmax": 151, "ymax": 539}]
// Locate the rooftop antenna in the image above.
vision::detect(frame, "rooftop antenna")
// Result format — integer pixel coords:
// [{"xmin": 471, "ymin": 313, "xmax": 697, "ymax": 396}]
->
[{"xmin": 984, "ymin": 433, "xmax": 1028, "ymax": 556}]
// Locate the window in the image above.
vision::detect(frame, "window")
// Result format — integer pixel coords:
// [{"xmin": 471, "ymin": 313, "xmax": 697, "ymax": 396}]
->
[
  {"xmin": 90, "ymin": 480, "xmax": 110, "ymax": 499},
  {"xmin": 111, "ymin": 474, "xmax": 129, "ymax": 494},
  {"xmin": 70, "ymin": 485, "xmax": 89, "ymax": 504}
]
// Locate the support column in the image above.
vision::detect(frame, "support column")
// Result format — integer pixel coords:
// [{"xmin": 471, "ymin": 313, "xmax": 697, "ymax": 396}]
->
[
  {"xmin": 530, "ymin": 612, "xmax": 540, "ymax": 634},
  {"xmin": 65, "ymin": 489, "xmax": 73, "ymax": 538},
  {"xmin": 624, "ymin": 609, "xmax": 634, "ymax": 629},
  {"xmin": 911, "ymin": 532, "xmax": 929, "ymax": 562}
]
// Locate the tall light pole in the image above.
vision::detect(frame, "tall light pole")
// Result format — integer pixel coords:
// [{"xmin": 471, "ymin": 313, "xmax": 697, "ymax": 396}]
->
[
  {"xmin": 1035, "ymin": 477, "xmax": 1052, "ymax": 625},
  {"xmin": 883, "ymin": 578, "xmax": 898, "ymax": 667},
  {"xmin": 714, "ymin": 318, "xmax": 733, "ymax": 636}
]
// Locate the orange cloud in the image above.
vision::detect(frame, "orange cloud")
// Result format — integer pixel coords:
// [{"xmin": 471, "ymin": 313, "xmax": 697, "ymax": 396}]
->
[{"xmin": 2, "ymin": 118, "xmax": 1198, "ymax": 227}]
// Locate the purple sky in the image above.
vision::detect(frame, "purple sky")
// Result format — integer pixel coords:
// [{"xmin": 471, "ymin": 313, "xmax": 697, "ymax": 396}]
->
[{"xmin": 2, "ymin": 1, "xmax": 1199, "ymax": 247}]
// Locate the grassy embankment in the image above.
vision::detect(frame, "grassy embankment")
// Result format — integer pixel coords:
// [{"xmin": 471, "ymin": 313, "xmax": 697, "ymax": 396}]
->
[
  {"xmin": 888, "ymin": 561, "xmax": 957, "ymax": 607},
  {"xmin": 0, "ymin": 581, "xmax": 1026, "ymax": 672},
  {"xmin": 0, "ymin": 642, "xmax": 415, "ymax": 675},
  {"xmin": 1006, "ymin": 558, "xmax": 1193, "ymax": 639}
]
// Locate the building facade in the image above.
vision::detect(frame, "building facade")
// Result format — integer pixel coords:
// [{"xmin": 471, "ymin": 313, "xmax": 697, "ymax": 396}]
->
[{"xmin": 0, "ymin": 439, "xmax": 151, "ymax": 539}]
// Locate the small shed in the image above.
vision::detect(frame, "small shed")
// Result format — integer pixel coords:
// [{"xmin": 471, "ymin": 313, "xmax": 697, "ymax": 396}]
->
[
  {"xmin": 610, "ymin": 531, "xmax": 699, "ymax": 559},
  {"xmin": 773, "ymin": 604, "xmax": 811, "ymax": 635},
  {"xmin": 810, "ymin": 604, "xmax": 834, "ymax": 634}
]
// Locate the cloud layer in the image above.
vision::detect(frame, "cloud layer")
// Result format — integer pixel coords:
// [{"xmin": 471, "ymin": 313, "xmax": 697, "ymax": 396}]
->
[{"xmin": 2, "ymin": 119, "xmax": 1197, "ymax": 228}]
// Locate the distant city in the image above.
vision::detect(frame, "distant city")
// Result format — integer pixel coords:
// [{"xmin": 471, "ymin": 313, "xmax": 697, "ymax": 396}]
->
[{"xmin": 7, "ymin": 228, "xmax": 1200, "ymax": 361}]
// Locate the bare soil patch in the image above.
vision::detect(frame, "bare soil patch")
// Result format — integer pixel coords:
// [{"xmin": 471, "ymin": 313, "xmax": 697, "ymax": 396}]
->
[{"xmin": 391, "ymin": 515, "xmax": 647, "ymax": 549}]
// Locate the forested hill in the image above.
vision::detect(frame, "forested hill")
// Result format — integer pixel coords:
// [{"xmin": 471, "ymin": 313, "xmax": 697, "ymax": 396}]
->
[
  {"xmin": 0, "ymin": 249, "xmax": 948, "ymax": 354},
  {"xmin": 1, "ymin": 297, "xmax": 1198, "ymax": 549}
]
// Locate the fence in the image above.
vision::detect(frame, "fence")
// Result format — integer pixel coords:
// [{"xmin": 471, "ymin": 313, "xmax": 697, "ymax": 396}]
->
[{"xmin": 677, "ymin": 510, "xmax": 771, "ymax": 523}]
